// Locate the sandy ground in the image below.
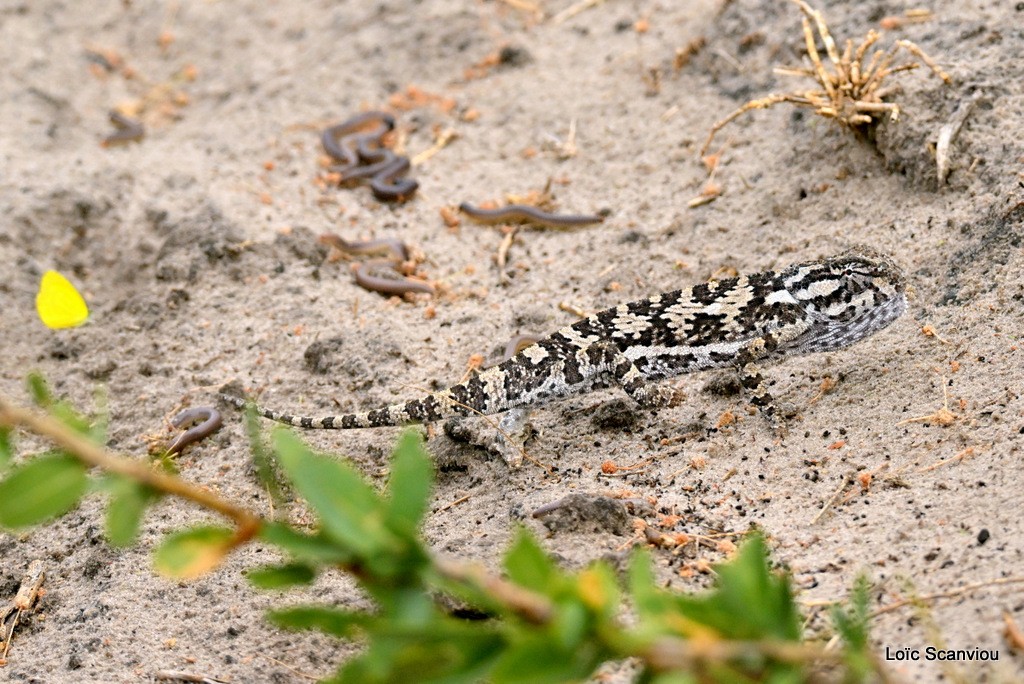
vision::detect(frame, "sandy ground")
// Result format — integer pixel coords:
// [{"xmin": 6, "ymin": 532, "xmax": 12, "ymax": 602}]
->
[{"xmin": 2, "ymin": 0, "xmax": 1023, "ymax": 681}]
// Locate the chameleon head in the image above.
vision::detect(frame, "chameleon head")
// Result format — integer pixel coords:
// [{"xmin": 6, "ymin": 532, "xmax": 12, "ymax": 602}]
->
[{"xmin": 783, "ymin": 248, "xmax": 908, "ymax": 352}]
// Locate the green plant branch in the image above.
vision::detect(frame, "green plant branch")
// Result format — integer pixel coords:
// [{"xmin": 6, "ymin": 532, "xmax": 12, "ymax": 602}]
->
[
  {"xmin": 0, "ymin": 395, "xmax": 261, "ymax": 543},
  {"xmin": 0, "ymin": 395, "xmax": 557, "ymax": 623},
  {"xmin": 640, "ymin": 636, "xmax": 839, "ymax": 671},
  {"xmin": 0, "ymin": 393, "xmax": 875, "ymax": 680},
  {"xmin": 432, "ymin": 555, "xmax": 554, "ymax": 624}
]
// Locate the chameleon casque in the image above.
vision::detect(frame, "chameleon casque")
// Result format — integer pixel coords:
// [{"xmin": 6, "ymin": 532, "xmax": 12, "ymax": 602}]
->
[{"xmin": 224, "ymin": 248, "xmax": 906, "ymax": 431}]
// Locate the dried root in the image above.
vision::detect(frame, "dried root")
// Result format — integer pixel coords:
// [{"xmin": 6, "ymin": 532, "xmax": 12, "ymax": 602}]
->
[{"xmin": 701, "ymin": 0, "xmax": 951, "ymax": 156}]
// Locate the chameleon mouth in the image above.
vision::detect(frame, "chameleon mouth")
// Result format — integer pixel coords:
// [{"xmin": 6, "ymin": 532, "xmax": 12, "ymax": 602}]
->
[
  {"xmin": 839, "ymin": 293, "xmax": 907, "ymax": 343},
  {"xmin": 797, "ymin": 292, "xmax": 907, "ymax": 353},
  {"xmin": 872, "ymin": 293, "xmax": 907, "ymax": 328}
]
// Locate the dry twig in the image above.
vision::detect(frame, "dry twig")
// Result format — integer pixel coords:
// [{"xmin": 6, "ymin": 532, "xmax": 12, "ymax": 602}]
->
[
  {"xmin": 871, "ymin": 577, "xmax": 1024, "ymax": 618},
  {"xmin": 701, "ymin": 0, "xmax": 951, "ymax": 156},
  {"xmin": 916, "ymin": 446, "xmax": 976, "ymax": 473},
  {"xmin": 897, "ymin": 377, "xmax": 956, "ymax": 427},
  {"xmin": 0, "ymin": 398, "xmax": 261, "ymax": 541},
  {"xmin": 811, "ymin": 471, "xmax": 856, "ymax": 524},
  {"xmin": 153, "ymin": 671, "xmax": 229, "ymax": 684},
  {"xmin": 1004, "ymin": 612, "xmax": 1024, "ymax": 652},
  {"xmin": 410, "ymin": 127, "xmax": 458, "ymax": 166},
  {"xmin": 551, "ymin": 0, "xmax": 604, "ymax": 25},
  {"xmin": 935, "ymin": 93, "xmax": 980, "ymax": 184},
  {"xmin": 1, "ymin": 560, "xmax": 46, "ymax": 664}
]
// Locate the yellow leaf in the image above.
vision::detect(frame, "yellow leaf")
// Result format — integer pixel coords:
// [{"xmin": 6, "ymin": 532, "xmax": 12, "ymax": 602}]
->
[
  {"xmin": 154, "ymin": 526, "xmax": 235, "ymax": 580},
  {"xmin": 577, "ymin": 568, "xmax": 607, "ymax": 610},
  {"xmin": 36, "ymin": 270, "xmax": 89, "ymax": 329}
]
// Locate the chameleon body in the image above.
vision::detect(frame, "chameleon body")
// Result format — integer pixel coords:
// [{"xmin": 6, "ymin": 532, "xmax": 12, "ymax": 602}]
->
[{"xmin": 224, "ymin": 249, "xmax": 906, "ymax": 429}]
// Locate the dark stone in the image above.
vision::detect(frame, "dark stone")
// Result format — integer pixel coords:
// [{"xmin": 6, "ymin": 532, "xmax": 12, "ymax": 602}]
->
[
  {"xmin": 590, "ymin": 399, "xmax": 641, "ymax": 430},
  {"xmin": 498, "ymin": 45, "xmax": 532, "ymax": 67},
  {"xmin": 532, "ymin": 493, "xmax": 631, "ymax": 535}
]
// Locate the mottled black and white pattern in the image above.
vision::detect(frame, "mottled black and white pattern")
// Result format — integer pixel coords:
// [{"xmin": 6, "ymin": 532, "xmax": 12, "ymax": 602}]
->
[{"xmin": 223, "ymin": 248, "xmax": 906, "ymax": 429}]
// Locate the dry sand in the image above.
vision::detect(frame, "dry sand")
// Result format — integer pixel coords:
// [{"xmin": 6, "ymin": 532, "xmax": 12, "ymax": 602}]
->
[{"xmin": 1, "ymin": 0, "xmax": 1022, "ymax": 681}]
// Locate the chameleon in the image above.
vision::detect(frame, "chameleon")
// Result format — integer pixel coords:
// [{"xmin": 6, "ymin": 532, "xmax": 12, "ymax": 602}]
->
[{"xmin": 222, "ymin": 248, "xmax": 906, "ymax": 430}]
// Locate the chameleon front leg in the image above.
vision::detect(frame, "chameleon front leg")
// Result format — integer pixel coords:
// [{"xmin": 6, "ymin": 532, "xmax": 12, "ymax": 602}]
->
[
  {"xmin": 493, "ymin": 407, "xmax": 533, "ymax": 468},
  {"xmin": 585, "ymin": 341, "xmax": 684, "ymax": 409},
  {"xmin": 738, "ymin": 360, "xmax": 779, "ymax": 421},
  {"xmin": 735, "ymin": 321, "xmax": 810, "ymax": 424}
]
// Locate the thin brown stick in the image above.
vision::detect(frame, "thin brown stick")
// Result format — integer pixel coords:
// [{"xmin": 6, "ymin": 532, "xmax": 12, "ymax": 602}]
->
[
  {"xmin": 550, "ymin": 0, "xmax": 603, "ymax": 24},
  {"xmin": 641, "ymin": 635, "xmax": 841, "ymax": 670},
  {"xmin": 495, "ymin": 226, "xmax": 518, "ymax": 283},
  {"xmin": 800, "ymin": 16, "xmax": 835, "ymax": 102},
  {"xmin": 870, "ymin": 577, "xmax": 1024, "ymax": 618},
  {"xmin": 897, "ymin": 40, "xmax": 952, "ymax": 83},
  {"xmin": 153, "ymin": 671, "xmax": 228, "ymax": 684},
  {"xmin": 0, "ymin": 397, "xmax": 261, "ymax": 540},
  {"xmin": 916, "ymin": 446, "xmax": 976, "ymax": 473},
  {"xmin": 1, "ymin": 560, "xmax": 46, "ymax": 662},
  {"xmin": 811, "ymin": 471, "xmax": 856, "ymax": 524},
  {"xmin": 0, "ymin": 397, "xmax": 565, "ymax": 627},
  {"xmin": 1004, "ymin": 612, "xmax": 1024, "ymax": 652},
  {"xmin": 257, "ymin": 653, "xmax": 321, "ymax": 680},
  {"xmin": 437, "ymin": 494, "xmax": 471, "ymax": 512}
]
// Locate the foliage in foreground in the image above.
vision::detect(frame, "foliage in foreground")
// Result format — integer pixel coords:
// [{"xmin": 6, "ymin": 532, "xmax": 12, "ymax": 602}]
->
[{"xmin": 0, "ymin": 375, "xmax": 879, "ymax": 682}]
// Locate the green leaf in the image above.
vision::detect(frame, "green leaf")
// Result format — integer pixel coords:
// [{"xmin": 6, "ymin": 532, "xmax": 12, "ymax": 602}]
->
[
  {"xmin": 105, "ymin": 477, "xmax": 157, "ymax": 546},
  {"xmin": 647, "ymin": 674, "xmax": 699, "ymax": 684},
  {"xmin": 26, "ymin": 372, "xmax": 98, "ymax": 437},
  {"xmin": 628, "ymin": 548, "xmax": 660, "ymax": 616},
  {"xmin": 832, "ymin": 574, "xmax": 870, "ymax": 649},
  {"xmin": 374, "ymin": 586, "xmax": 435, "ymax": 625},
  {"xmin": 247, "ymin": 562, "xmax": 317, "ymax": 589},
  {"xmin": 26, "ymin": 372, "xmax": 54, "ymax": 407},
  {"xmin": 0, "ymin": 453, "xmax": 88, "ymax": 528},
  {"xmin": 269, "ymin": 605, "xmax": 372, "ymax": 638},
  {"xmin": 673, "ymin": 534, "xmax": 801, "ymax": 642},
  {"xmin": 273, "ymin": 430, "xmax": 398, "ymax": 559},
  {"xmin": 576, "ymin": 562, "xmax": 619, "ymax": 621},
  {"xmin": 244, "ymin": 402, "xmax": 286, "ymax": 510},
  {"xmin": 551, "ymin": 598, "xmax": 589, "ymax": 650},
  {"xmin": 88, "ymin": 385, "xmax": 109, "ymax": 444},
  {"xmin": 624, "ymin": 549, "xmax": 680, "ymax": 650},
  {"xmin": 504, "ymin": 527, "xmax": 558, "ymax": 593},
  {"xmin": 334, "ymin": 618, "xmax": 505, "ymax": 684},
  {"xmin": 491, "ymin": 634, "xmax": 600, "ymax": 684},
  {"xmin": 154, "ymin": 525, "xmax": 235, "ymax": 579},
  {"xmin": 49, "ymin": 400, "xmax": 97, "ymax": 438},
  {"xmin": 0, "ymin": 427, "xmax": 13, "ymax": 474},
  {"xmin": 628, "ymin": 535, "xmax": 807, "ymax": 681},
  {"xmin": 259, "ymin": 521, "xmax": 353, "ymax": 564},
  {"xmin": 426, "ymin": 566, "xmax": 504, "ymax": 619},
  {"xmin": 386, "ymin": 430, "xmax": 434, "ymax": 535},
  {"xmin": 832, "ymin": 574, "xmax": 874, "ymax": 680}
]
